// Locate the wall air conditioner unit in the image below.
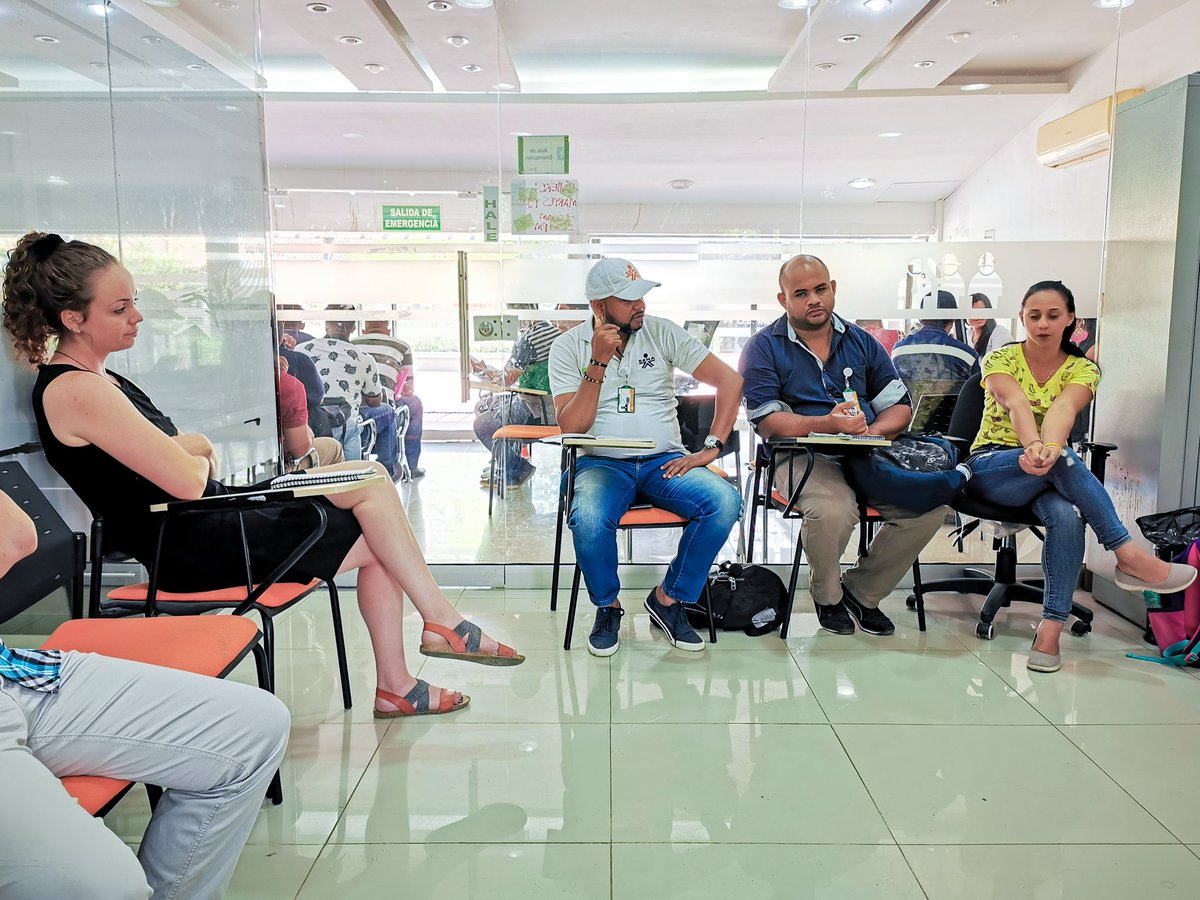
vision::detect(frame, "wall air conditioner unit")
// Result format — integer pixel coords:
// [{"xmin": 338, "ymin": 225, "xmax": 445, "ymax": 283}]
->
[{"xmin": 1036, "ymin": 89, "xmax": 1144, "ymax": 168}]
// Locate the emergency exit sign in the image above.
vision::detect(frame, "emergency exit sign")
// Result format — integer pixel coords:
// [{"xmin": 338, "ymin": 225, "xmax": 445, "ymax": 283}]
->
[{"xmin": 382, "ymin": 205, "xmax": 441, "ymax": 231}]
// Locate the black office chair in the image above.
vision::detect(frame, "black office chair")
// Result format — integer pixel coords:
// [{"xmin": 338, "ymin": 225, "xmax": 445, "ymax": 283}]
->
[{"xmin": 907, "ymin": 373, "xmax": 1114, "ymax": 639}]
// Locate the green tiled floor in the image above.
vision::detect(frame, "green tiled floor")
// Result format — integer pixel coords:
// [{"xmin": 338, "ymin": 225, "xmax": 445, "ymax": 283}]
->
[{"xmin": 77, "ymin": 586, "xmax": 1200, "ymax": 898}]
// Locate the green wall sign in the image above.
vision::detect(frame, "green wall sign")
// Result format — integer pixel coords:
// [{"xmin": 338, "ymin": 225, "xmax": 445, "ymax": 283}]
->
[{"xmin": 382, "ymin": 205, "xmax": 441, "ymax": 231}]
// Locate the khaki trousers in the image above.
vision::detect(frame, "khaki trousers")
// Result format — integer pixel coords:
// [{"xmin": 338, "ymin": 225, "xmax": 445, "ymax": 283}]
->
[{"xmin": 773, "ymin": 453, "xmax": 945, "ymax": 608}]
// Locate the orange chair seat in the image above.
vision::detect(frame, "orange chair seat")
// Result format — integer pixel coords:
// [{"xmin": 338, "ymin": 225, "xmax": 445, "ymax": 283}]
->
[
  {"xmin": 61, "ymin": 775, "xmax": 132, "ymax": 816},
  {"xmin": 619, "ymin": 506, "xmax": 688, "ymax": 527},
  {"xmin": 493, "ymin": 425, "xmax": 561, "ymax": 441},
  {"xmin": 107, "ymin": 579, "xmax": 320, "ymax": 610},
  {"xmin": 41, "ymin": 616, "xmax": 262, "ymax": 677}
]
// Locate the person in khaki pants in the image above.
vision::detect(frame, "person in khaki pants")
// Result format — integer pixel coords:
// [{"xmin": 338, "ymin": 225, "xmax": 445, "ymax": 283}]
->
[{"xmin": 738, "ymin": 255, "xmax": 945, "ymax": 636}]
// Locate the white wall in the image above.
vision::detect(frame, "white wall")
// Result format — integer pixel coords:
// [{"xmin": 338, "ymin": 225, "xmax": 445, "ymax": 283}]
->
[{"xmin": 943, "ymin": 0, "xmax": 1200, "ymax": 243}]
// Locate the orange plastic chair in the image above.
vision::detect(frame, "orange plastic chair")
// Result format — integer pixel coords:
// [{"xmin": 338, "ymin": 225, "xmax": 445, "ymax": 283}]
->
[
  {"xmin": 40, "ymin": 615, "xmax": 276, "ymax": 814},
  {"xmin": 488, "ymin": 424, "xmax": 562, "ymax": 514}
]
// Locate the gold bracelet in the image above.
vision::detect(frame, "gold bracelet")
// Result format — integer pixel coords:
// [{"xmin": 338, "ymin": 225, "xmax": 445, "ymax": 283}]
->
[
  {"xmin": 1044, "ymin": 442, "xmax": 1063, "ymax": 454},
  {"xmin": 1023, "ymin": 439, "xmax": 1044, "ymax": 449}
]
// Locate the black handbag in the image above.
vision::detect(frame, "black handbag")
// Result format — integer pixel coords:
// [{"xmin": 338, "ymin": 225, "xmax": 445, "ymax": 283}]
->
[{"xmin": 684, "ymin": 561, "xmax": 786, "ymax": 636}]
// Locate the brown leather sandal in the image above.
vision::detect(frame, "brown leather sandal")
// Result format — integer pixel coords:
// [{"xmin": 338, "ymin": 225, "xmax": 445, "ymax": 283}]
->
[
  {"xmin": 419, "ymin": 621, "xmax": 525, "ymax": 667},
  {"xmin": 373, "ymin": 680, "xmax": 470, "ymax": 718}
]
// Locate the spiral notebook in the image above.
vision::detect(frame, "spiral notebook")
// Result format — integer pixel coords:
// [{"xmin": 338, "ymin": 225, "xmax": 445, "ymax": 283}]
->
[{"xmin": 269, "ymin": 467, "xmax": 378, "ymax": 489}]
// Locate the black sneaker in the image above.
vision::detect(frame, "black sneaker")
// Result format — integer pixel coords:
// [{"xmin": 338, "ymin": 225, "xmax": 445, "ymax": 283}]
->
[
  {"xmin": 815, "ymin": 600, "xmax": 856, "ymax": 635},
  {"xmin": 644, "ymin": 589, "xmax": 705, "ymax": 652},
  {"xmin": 841, "ymin": 585, "xmax": 895, "ymax": 636},
  {"xmin": 588, "ymin": 605, "xmax": 624, "ymax": 657}
]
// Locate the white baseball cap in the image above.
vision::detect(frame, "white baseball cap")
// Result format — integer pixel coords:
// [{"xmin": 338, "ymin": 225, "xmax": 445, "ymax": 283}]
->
[{"xmin": 584, "ymin": 257, "xmax": 661, "ymax": 301}]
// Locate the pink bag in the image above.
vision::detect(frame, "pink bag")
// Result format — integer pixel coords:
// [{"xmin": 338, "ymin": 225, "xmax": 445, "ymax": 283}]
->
[{"xmin": 1127, "ymin": 541, "xmax": 1200, "ymax": 667}]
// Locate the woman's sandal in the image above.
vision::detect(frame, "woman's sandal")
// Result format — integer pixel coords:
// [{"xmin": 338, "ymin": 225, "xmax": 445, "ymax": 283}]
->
[
  {"xmin": 419, "ymin": 621, "xmax": 525, "ymax": 667},
  {"xmin": 373, "ymin": 680, "xmax": 470, "ymax": 719}
]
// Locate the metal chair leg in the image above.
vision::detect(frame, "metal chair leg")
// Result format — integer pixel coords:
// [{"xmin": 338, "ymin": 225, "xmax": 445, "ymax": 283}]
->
[
  {"xmin": 328, "ymin": 582, "xmax": 352, "ymax": 709},
  {"xmin": 488, "ymin": 441, "xmax": 499, "ymax": 516},
  {"xmin": 781, "ymin": 529, "xmax": 806, "ymax": 640},
  {"xmin": 564, "ymin": 565, "xmax": 582, "ymax": 650},
  {"xmin": 703, "ymin": 580, "xmax": 718, "ymax": 644},
  {"xmin": 911, "ymin": 561, "xmax": 926, "ymax": 632}
]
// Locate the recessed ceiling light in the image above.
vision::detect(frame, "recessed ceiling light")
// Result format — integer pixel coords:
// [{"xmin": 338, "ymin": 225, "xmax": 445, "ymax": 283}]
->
[
  {"xmin": 306, "ymin": 3, "xmax": 332, "ymax": 13},
  {"xmin": 455, "ymin": 0, "xmax": 494, "ymax": 7},
  {"xmin": 987, "ymin": 0, "xmax": 1014, "ymax": 6},
  {"xmin": 217, "ymin": 104, "xmax": 241, "ymax": 111},
  {"xmin": 446, "ymin": 35, "xmax": 469, "ymax": 47},
  {"xmin": 45, "ymin": 175, "xmax": 69, "ymax": 186},
  {"xmin": 913, "ymin": 60, "xmax": 935, "ymax": 69},
  {"xmin": 214, "ymin": 1, "xmax": 239, "ymax": 9},
  {"xmin": 493, "ymin": 81, "xmax": 514, "ymax": 90},
  {"xmin": 362, "ymin": 63, "xmax": 386, "ymax": 73},
  {"xmin": 89, "ymin": 62, "xmax": 108, "ymax": 70},
  {"xmin": 1094, "ymin": 0, "xmax": 1134, "ymax": 7},
  {"xmin": 838, "ymin": 34, "xmax": 861, "ymax": 43},
  {"xmin": 948, "ymin": 31, "xmax": 971, "ymax": 42},
  {"xmin": 142, "ymin": 35, "xmax": 164, "ymax": 44},
  {"xmin": 815, "ymin": 63, "xmax": 836, "ymax": 71},
  {"xmin": 863, "ymin": 0, "xmax": 892, "ymax": 11},
  {"xmin": 87, "ymin": 3, "xmax": 108, "ymax": 15},
  {"xmin": 460, "ymin": 63, "xmax": 482, "ymax": 72},
  {"xmin": 338, "ymin": 35, "xmax": 363, "ymax": 45},
  {"xmin": 142, "ymin": 0, "xmax": 181, "ymax": 6},
  {"xmin": 342, "ymin": 132, "xmax": 364, "ymax": 138},
  {"xmin": 778, "ymin": 0, "xmax": 816, "ymax": 8},
  {"xmin": 960, "ymin": 82, "xmax": 991, "ymax": 91},
  {"xmin": 34, "ymin": 35, "xmax": 60, "ymax": 43},
  {"xmin": 427, "ymin": 0, "xmax": 452, "ymax": 9},
  {"xmin": 878, "ymin": 131, "xmax": 902, "ymax": 138},
  {"xmin": 848, "ymin": 177, "xmax": 876, "ymax": 189},
  {"xmin": 668, "ymin": 179, "xmax": 694, "ymax": 190},
  {"xmin": 186, "ymin": 63, "xmax": 207, "ymax": 71}
]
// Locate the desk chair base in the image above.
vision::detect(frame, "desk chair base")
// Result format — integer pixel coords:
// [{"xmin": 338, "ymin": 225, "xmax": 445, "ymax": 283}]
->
[{"xmin": 907, "ymin": 540, "xmax": 1094, "ymax": 640}]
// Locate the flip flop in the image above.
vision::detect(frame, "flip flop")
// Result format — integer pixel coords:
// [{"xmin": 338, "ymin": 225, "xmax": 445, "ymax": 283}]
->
[
  {"xmin": 420, "ymin": 620, "xmax": 525, "ymax": 667},
  {"xmin": 373, "ymin": 680, "xmax": 470, "ymax": 718}
]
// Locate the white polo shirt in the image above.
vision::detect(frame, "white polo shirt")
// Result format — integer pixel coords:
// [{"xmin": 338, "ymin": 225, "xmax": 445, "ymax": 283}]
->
[{"xmin": 548, "ymin": 315, "xmax": 710, "ymax": 459}]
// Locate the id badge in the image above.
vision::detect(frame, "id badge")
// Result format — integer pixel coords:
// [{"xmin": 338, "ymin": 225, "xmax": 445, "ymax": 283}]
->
[{"xmin": 617, "ymin": 384, "xmax": 636, "ymax": 414}]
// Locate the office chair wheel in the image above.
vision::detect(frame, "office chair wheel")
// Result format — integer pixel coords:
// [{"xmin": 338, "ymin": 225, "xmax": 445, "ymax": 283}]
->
[
  {"xmin": 1070, "ymin": 620, "xmax": 1092, "ymax": 637},
  {"xmin": 905, "ymin": 594, "xmax": 917, "ymax": 611},
  {"xmin": 975, "ymin": 621, "xmax": 996, "ymax": 640}
]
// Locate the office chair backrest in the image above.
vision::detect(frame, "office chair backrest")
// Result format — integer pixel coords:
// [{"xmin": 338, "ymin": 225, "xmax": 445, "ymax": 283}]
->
[
  {"xmin": 946, "ymin": 373, "xmax": 986, "ymax": 444},
  {"xmin": 676, "ymin": 394, "xmax": 735, "ymax": 460}
]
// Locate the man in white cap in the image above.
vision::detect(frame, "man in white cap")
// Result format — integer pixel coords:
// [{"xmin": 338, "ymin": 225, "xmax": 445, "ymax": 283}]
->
[{"xmin": 548, "ymin": 258, "xmax": 744, "ymax": 657}]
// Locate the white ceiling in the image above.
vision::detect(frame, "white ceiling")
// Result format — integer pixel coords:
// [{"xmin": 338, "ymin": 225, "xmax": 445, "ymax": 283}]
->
[{"xmin": 1, "ymin": 0, "xmax": 1190, "ymax": 208}]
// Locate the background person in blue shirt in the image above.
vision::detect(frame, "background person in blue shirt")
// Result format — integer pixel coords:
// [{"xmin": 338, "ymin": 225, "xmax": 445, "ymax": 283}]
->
[
  {"xmin": 738, "ymin": 255, "xmax": 946, "ymax": 637},
  {"xmin": 891, "ymin": 290, "xmax": 981, "ymax": 406}
]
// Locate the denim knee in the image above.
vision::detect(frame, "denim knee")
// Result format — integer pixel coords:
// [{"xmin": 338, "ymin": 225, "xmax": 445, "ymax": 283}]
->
[{"xmin": 1035, "ymin": 494, "xmax": 1083, "ymax": 533}]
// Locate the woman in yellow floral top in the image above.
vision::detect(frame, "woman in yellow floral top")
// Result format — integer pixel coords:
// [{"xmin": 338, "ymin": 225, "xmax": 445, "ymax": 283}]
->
[{"xmin": 966, "ymin": 281, "xmax": 1195, "ymax": 673}]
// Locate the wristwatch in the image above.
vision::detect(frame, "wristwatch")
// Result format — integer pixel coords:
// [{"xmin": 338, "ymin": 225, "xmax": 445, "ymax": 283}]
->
[{"xmin": 702, "ymin": 435, "xmax": 724, "ymax": 453}]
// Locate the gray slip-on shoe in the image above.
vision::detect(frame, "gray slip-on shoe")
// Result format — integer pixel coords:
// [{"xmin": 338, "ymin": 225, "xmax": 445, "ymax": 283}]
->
[{"xmin": 1114, "ymin": 562, "xmax": 1197, "ymax": 594}]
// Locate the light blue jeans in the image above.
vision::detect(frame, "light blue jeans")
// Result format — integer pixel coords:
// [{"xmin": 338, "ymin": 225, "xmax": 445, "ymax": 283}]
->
[
  {"xmin": 0, "ymin": 651, "xmax": 289, "ymax": 900},
  {"xmin": 567, "ymin": 451, "xmax": 742, "ymax": 608},
  {"xmin": 967, "ymin": 446, "xmax": 1132, "ymax": 622}
]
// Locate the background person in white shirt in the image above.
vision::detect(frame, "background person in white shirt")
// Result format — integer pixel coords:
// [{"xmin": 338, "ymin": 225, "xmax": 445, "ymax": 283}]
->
[{"xmin": 548, "ymin": 258, "xmax": 743, "ymax": 657}]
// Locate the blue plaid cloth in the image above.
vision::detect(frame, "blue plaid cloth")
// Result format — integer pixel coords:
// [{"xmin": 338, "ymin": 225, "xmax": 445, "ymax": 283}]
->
[{"xmin": 0, "ymin": 637, "xmax": 62, "ymax": 692}]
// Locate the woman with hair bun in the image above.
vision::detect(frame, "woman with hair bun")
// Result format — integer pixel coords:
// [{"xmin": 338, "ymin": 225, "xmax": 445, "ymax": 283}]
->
[
  {"xmin": 3, "ymin": 232, "xmax": 523, "ymax": 721},
  {"xmin": 964, "ymin": 279, "xmax": 1195, "ymax": 673}
]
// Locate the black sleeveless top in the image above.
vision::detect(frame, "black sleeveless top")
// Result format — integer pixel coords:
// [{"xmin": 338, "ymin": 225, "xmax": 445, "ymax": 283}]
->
[{"xmin": 32, "ymin": 364, "xmax": 360, "ymax": 591}]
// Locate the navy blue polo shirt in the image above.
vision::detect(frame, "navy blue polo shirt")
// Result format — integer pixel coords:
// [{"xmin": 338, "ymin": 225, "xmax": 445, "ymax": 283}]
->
[{"xmin": 739, "ymin": 313, "xmax": 910, "ymax": 429}]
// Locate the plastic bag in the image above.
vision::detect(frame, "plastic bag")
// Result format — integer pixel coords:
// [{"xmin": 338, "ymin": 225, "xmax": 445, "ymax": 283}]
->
[{"xmin": 1135, "ymin": 507, "xmax": 1200, "ymax": 551}]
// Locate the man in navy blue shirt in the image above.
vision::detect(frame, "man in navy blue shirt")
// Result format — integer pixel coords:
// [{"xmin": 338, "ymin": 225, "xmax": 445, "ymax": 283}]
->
[
  {"xmin": 739, "ymin": 255, "xmax": 946, "ymax": 637},
  {"xmin": 891, "ymin": 290, "xmax": 980, "ymax": 405}
]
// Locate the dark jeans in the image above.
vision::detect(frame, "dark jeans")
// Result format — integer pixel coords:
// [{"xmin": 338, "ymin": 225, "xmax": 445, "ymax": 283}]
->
[
  {"xmin": 396, "ymin": 395, "xmax": 423, "ymax": 469},
  {"xmin": 359, "ymin": 405, "xmax": 398, "ymax": 476},
  {"xmin": 474, "ymin": 397, "xmax": 543, "ymax": 479}
]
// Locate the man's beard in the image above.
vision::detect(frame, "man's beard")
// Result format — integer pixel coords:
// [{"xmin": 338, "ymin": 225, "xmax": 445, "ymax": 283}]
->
[{"xmin": 603, "ymin": 309, "xmax": 640, "ymax": 336}]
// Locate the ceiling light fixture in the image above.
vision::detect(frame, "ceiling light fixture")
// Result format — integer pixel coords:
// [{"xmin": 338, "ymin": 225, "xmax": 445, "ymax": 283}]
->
[
  {"xmin": 34, "ymin": 35, "xmax": 60, "ymax": 43},
  {"xmin": 338, "ymin": 35, "xmax": 363, "ymax": 45},
  {"xmin": 45, "ymin": 175, "xmax": 69, "ymax": 186},
  {"xmin": 863, "ymin": 0, "xmax": 892, "ymax": 11},
  {"xmin": 913, "ymin": 60, "xmax": 935, "ymax": 69},
  {"xmin": 987, "ymin": 0, "xmax": 1014, "ymax": 6},
  {"xmin": 948, "ymin": 31, "xmax": 971, "ymax": 42},
  {"xmin": 815, "ymin": 63, "xmax": 836, "ymax": 71},
  {"xmin": 838, "ymin": 34, "xmax": 861, "ymax": 43},
  {"xmin": 142, "ymin": 35, "xmax": 163, "ymax": 44},
  {"xmin": 460, "ymin": 63, "xmax": 482, "ymax": 72},
  {"xmin": 342, "ymin": 132, "xmax": 364, "ymax": 138},
  {"xmin": 427, "ymin": 0, "xmax": 452, "ymax": 9},
  {"xmin": 960, "ymin": 82, "xmax": 991, "ymax": 91},
  {"xmin": 89, "ymin": 62, "xmax": 108, "ymax": 69},
  {"xmin": 778, "ymin": 0, "xmax": 816, "ymax": 9},
  {"xmin": 446, "ymin": 35, "xmax": 469, "ymax": 47},
  {"xmin": 306, "ymin": 3, "xmax": 332, "ymax": 13},
  {"xmin": 186, "ymin": 63, "xmax": 207, "ymax": 71},
  {"xmin": 158, "ymin": 67, "xmax": 182, "ymax": 76},
  {"xmin": 455, "ymin": 0, "xmax": 494, "ymax": 7},
  {"xmin": 217, "ymin": 104, "xmax": 241, "ymax": 111},
  {"xmin": 848, "ymin": 177, "xmax": 876, "ymax": 189},
  {"xmin": 362, "ymin": 63, "xmax": 386, "ymax": 73},
  {"xmin": 214, "ymin": 1, "xmax": 240, "ymax": 9},
  {"xmin": 1093, "ymin": 0, "xmax": 1134, "ymax": 8},
  {"xmin": 668, "ymin": 179, "xmax": 694, "ymax": 190},
  {"xmin": 142, "ymin": 0, "xmax": 181, "ymax": 7},
  {"xmin": 878, "ymin": 131, "xmax": 902, "ymax": 138}
]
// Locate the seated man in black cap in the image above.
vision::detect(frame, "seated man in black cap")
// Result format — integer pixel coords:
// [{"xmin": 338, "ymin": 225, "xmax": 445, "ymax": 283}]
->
[{"xmin": 891, "ymin": 290, "xmax": 981, "ymax": 407}]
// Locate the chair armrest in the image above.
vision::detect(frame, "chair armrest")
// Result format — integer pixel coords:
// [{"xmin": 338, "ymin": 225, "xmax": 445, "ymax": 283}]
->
[
  {"xmin": 1079, "ymin": 441, "xmax": 1118, "ymax": 454},
  {"xmin": 1078, "ymin": 441, "xmax": 1118, "ymax": 486}
]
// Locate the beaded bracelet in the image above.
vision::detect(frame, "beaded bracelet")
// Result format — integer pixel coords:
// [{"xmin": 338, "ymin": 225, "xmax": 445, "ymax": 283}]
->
[
  {"xmin": 589, "ymin": 358, "xmax": 607, "ymax": 369},
  {"xmin": 581, "ymin": 372, "xmax": 601, "ymax": 385}
]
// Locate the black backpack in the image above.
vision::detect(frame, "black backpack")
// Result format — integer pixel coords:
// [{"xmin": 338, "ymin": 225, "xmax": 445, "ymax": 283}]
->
[{"xmin": 684, "ymin": 562, "xmax": 787, "ymax": 636}]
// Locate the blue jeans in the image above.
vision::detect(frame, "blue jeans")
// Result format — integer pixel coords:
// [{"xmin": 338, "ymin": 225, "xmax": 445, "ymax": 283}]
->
[
  {"xmin": 359, "ymin": 405, "xmax": 398, "ymax": 475},
  {"xmin": 567, "ymin": 452, "xmax": 742, "ymax": 608},
  {"xmin": 968, "ymin": 447, "xmax": 1132, "ymax": 622},
  {"xmin": 332, "ymin": 415, "xmax": 362, "ymax": 462},
  {"xmin": 474, "ymin": 398, "xmax": 540, "ymax": 479},
  {"xmin": 396, "ymin": 395, "xmax": 423, "ymax": 469}
]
